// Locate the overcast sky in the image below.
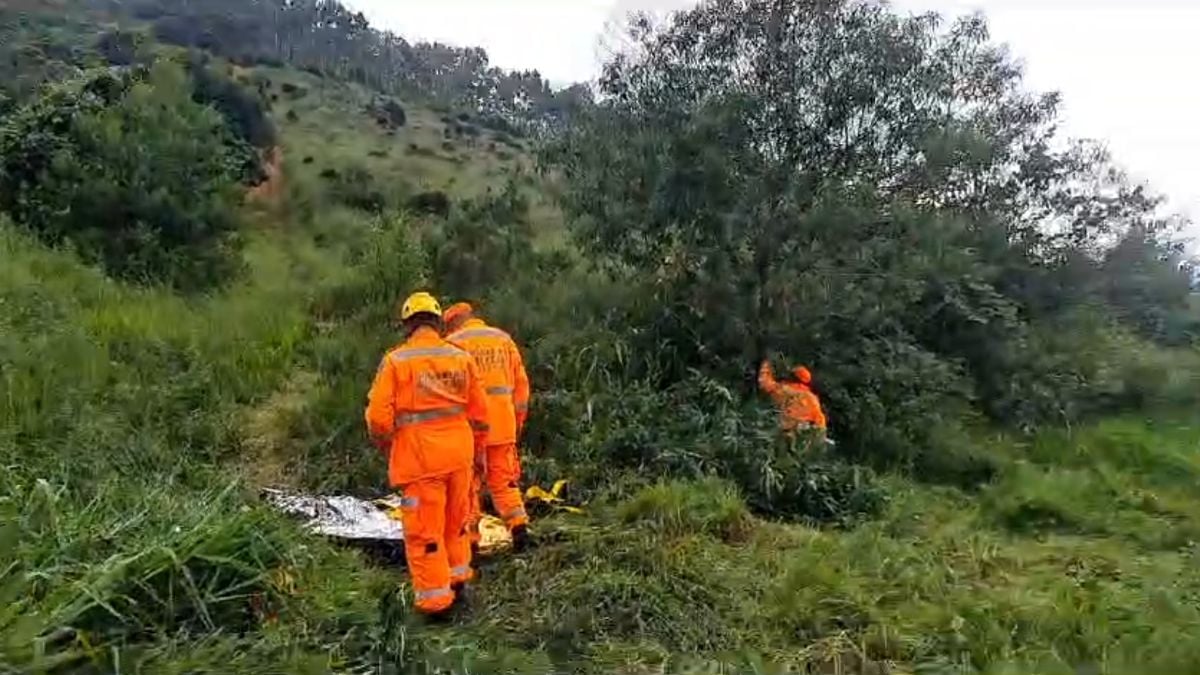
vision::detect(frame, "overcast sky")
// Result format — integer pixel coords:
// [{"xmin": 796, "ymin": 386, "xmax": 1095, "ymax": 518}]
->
[{"xmin": 350, "ymin": 0, "xmax": 1200, "ymax": 241}]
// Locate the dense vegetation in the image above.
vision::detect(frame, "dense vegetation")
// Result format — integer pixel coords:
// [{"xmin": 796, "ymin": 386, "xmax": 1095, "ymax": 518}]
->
[
  {"xmin": 2, "ymin": 0, "xmax": 1198, "ymax": 673},
  {"xmin": 548, "ymin": 0, "xmax": 1198, "ymax": 484}
]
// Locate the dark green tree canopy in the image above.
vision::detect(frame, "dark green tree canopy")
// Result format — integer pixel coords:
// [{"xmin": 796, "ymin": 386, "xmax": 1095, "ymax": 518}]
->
[
  {"xmin": 0, "ymin": 62, "xmax": 248, "ymax": 289},
  {"xmin": 549, "ymin": 0, "xmax": 1195, "ymax": 465}
]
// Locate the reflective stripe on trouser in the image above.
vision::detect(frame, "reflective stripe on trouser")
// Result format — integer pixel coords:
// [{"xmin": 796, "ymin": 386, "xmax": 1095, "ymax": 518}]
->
[
  {"xmin": 399, "ymin": 467, "xmax": 474, "ymax": 613},
  {"xmin": 450, "ymin": 564, "xmax": 473, "ymax": 584},
  {"xmin": 487, "ymin": 443, "xmax": 528, "ymax": 529},
  {"xmin": 417, "ymin": 587, "xmax": 452, "ymax": 602},
  {"xmin": 470, "ymin": 443, "xmax": 528, "ymax": 533}
]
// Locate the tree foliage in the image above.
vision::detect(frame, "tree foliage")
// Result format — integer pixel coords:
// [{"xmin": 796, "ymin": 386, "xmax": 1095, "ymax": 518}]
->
[
  {"xmin": 0, "ymin": 62, "xmax": 246, "ymax": 289},
  {"xmin": 549, "ymin": 0, "xmax": 1196, "ymax": 467},
  {"xmin": 428, "ymin": 182, "xmax": 538, "ymax": 300}
]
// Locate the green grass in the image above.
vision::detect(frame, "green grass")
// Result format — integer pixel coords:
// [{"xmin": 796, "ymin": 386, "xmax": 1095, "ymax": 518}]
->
[{"xmin": 450, "ymin": 428, "xmax": 1200, "ymax": 673}]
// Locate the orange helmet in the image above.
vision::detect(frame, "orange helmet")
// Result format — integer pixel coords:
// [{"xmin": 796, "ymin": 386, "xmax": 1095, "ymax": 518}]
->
[
  {"xmin": 792, "ymin": 366, "xmax": 812, "ymax": 384},
  {"xmin": 443, "ymin": 302, "xmax": 474, "ymax": 327}
]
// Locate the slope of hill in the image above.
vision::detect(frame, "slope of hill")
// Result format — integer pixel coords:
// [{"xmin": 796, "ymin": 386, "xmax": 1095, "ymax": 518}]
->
[{"xmin": 3, "ymin": 1, "xmax": 1200, "ymax": 674}]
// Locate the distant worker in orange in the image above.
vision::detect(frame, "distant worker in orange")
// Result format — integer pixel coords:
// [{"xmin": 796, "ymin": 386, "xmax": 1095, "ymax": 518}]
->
[
  {"xmin": 444, "ymin": 302, "xmax": 532, "ymax": 551},
  {"xmin": 758, "ymin": 360, "xmax": 827, "ymax": 434},
  {"xmin": 365, "ymin": 292, "xmax": 490, "ymax": 617}
]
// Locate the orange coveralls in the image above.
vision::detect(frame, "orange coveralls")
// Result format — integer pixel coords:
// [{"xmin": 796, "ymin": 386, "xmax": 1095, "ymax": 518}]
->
[
  {"xmin": 365, "ymin": 326, "xmax": 489, "ymax": 614},
  {"xmin": 447, "ymin": 318, "xmax": 531, "ymax": 533},
  {"xmin": 758, "ymin": 362, "xmax": 827, "ymax": 433}
]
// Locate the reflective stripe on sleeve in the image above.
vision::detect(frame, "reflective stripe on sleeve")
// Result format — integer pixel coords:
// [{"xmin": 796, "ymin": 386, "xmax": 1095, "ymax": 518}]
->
[
  {"xmin": 449, "ymin": 328, "xmax": 507, "ymax": 341},
  {"xmin": 470, "ymin": 420, "xmax": 490, "ymax": 432},
  {"xmin": 486, "ymin": 385, "xmax": 514, "ymax": 396},
  {"xmin": 390, "ymin": 346, "xmax": 465, "ymax": 363},
  {"xmin": 400, "ymin": 496, "xmax": 419, "ymax": 508},
  {"xmin": 450, "ymin": 564, "xmax": 472, "ymax": 578},
  {"xmin": 514, "ymin": 402, "xmax": 529, "ymax": 412},
  {"xmin": 394, "ymin": 405, "xmax": 466, "ymax": 427}
]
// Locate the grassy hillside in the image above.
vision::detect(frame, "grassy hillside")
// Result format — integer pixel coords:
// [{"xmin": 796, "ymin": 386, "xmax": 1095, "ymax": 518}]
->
[{"xmin": 3, "ymin": 2, "xmax": 1200, "ymax": 674}]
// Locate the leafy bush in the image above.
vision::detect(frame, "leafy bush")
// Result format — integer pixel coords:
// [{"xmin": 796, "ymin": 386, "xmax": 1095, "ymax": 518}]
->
[
  {"xmin": 97, "ymin": 28, "xmax": 147, "ymax": 66},
  {"xmin": 368, "ymin": 96, "xmax": 406, "ymax": 129},
  {"xmin": 325, "ymin": 163, "xmax": 387, "ymax": 213},
  {"xmin": 0, "ymin": 63, "xmax": 244, "ymax": 290},
  {"xmin": 426, "ymin": 181, "xmax": 537, "ymax": 298},
  {"xmin": 187, "ymin": 55, "xmax": 275, "ymax": 148},
  {"xmin": 408, "ymin": 190, "xmax": 450, "ymax": 216},
  {"xmin": 310, "ymin": 213, "xmax": 428, "ymax": 327},
  {"xmin": 527, "ymin": 367, "xmax": 888, "ymax": 523}
]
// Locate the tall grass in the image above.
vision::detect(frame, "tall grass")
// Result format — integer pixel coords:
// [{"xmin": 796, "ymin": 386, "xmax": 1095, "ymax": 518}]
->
[{"xmin": 0, "ymin": 216, "xmax": 410, "ymax": 670}]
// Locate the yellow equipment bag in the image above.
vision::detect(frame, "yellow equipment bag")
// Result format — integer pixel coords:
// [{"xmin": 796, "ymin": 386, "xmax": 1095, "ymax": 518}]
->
[{"xmin": 524, "ymin": 480, "xmax": 584, "ymax": 514}]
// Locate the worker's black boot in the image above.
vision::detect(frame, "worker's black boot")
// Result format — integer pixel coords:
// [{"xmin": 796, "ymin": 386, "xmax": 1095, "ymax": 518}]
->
[
  {"xmin": 511, "ymin": 524, "xmax": 531, "ymax": 553},
  {"xmin": 423, "ymin": 604, "xmax": 455, "ymax": 625},
  {"xmin": 424, "ymin": 585, "xmax": 470, "ymax": 624}
]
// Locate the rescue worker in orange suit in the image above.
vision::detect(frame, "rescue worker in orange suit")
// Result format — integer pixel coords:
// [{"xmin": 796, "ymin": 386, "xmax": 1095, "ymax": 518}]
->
[
  {"xmin": 758, "ymin": 360, "xmax": 827, "ymax": 434},
  {"xmin": 443, "ymin": 302, "xmax": 532, "ymax": 551},
  {"xmin": 365, "ymin": 292, "xmax": 490, "ymax": 617}
]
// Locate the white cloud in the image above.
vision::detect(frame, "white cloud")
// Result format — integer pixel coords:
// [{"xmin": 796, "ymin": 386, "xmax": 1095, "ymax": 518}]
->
[{"xmin": 895, "ymin": 0, "xmax": 1200, "ymax": 243}]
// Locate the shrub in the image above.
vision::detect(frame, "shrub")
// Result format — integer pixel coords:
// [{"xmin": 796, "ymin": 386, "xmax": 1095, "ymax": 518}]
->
[
  {"xmin": 427, "ymin": 182, "xmax": 535, "ymax": 297},
  {"xmin": 0, "ymin": 63, "xmax": 244, "ymax": 290},
  {"xmin": 97, "ymin": 29, "xmax": 146, "ymax": 66},
  {"xmin": 478, "ymin": 113, "xmax": 522, "ymax": 136},
  {"xmin": 327, "ymin": 164, "xmax": 386, "ymax": 213},
  {"xmin": 186, "ymin": 54, "xmax": 276, "ymax": 151},
  {"xmin": 369, "ymin": 97, "xmax": 406, "ymax": 129},
  {"xmin": 408, "ymin": 190, "xmax": 450, "ymax": 217},
  {"xmin": 280, "ymin": 82, "xmax": 308, "ymax": 99},
  {"xmin": 529, "ymin": 369, "xmax": 888, "ymax": 524}
]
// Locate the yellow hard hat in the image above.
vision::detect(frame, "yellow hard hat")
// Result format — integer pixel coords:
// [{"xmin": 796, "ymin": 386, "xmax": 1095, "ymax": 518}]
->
[{"xmin": 399, "ymin": 291, "xmax": 442, "ymax": 321}]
